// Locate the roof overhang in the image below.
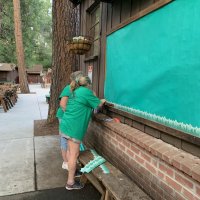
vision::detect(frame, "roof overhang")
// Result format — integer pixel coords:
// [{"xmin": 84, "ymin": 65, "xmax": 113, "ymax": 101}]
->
[{"xmin": 69, "ymin": 0, "xmax": 114, "ymax": 7}]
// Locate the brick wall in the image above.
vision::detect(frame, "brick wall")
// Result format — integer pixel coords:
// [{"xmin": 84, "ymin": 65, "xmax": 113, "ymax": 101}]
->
[{"xmin": 84, "ymin": 114, "xmax": 200, "ymax": 200}]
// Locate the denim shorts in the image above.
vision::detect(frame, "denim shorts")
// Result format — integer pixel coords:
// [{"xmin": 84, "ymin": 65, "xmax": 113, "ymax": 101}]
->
[
  {"xmin": 59, "ymin": 119, "xmax": 68, "ymax": 150},
  {"xmin": 60, "ymin": 132, "xmax": 81, "ymax": 144},
  {"xmin": 60, "ymin": 136, "xmax": 68, "ymax": 150}
]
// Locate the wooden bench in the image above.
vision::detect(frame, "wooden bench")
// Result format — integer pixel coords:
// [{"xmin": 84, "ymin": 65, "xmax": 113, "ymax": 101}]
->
[
  {"xmin": 0, "ymin": 94, "xmax": 7, "ymax": 112},
  {"xmin": 79, "ymin": 150, "xmax": 151, "ymax": 200},
  {"xmin": 0, "ymin": 84, "xmax": 18, "ymax": 112}
]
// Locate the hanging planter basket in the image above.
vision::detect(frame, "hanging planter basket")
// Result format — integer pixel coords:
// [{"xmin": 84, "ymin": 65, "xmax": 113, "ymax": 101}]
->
[
  {"xmin": 67, "ymin": 36, "xmax": 93, "ymax": 55},
  {"xmin": 69, "ymin": 0, "xmax": 81, "ymax": 6},
  {"xmin": 99, "ymin": 0, "xmax": 114, "ymax": 2}
]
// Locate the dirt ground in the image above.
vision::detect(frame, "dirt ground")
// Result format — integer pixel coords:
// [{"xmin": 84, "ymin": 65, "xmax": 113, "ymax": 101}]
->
[{"xmin": 34, "ymin": 119, "xmax": 59, "ymax": 136}]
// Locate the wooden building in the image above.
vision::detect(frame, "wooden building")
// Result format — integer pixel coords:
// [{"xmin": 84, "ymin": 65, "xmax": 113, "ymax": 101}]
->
[
  {"xmin": 73, "ymin": 0, "xmax": 200, "ymax": 199},
  {"xmin": 26, "ymin": 65, "xmax": 43, "ymax": 84},
  {"xmin": 0, "ymin": 63, "xmax": 18, "ymax": 83}
]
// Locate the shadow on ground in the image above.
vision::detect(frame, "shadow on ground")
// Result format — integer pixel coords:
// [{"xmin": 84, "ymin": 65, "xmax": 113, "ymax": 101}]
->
[{"xmin": 0, "ymin": 184, "xmax": 100, "ymax": 200}]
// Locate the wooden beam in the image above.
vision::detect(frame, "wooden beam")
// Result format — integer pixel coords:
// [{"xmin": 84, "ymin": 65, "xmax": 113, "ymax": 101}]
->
[{"xmin": 107, "ymin": 0, "xmax": 173, "ymax": 35}]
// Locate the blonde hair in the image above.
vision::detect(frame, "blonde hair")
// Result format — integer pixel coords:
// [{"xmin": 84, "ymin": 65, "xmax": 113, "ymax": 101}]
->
[
  {"xmin": 78, "ymin": 76, "xmax": 91, "ymax": 86},
  {"xmin": 70, "ymin": 76, "xmax": 91, "ymax": 92},
  {"xmin": 70, "ymin": 71, "xmax": 84, "ymax": 81},
  {"xmin": 70, "ymin": 71, "xmax": 84, "ymax": 91}
]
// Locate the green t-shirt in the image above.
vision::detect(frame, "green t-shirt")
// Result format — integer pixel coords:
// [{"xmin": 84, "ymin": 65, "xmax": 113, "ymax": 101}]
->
[
  {"xmin": 60, "ymin": 86, "xmax": 101, "ymax": 141},
  {"xmin": 56, "ymin": 85, "xmax": 71, "ymax": 119}
]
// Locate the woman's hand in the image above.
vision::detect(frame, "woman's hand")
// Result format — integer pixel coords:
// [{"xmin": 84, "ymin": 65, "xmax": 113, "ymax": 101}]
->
[
  {"xmin": 60, "ymin": 96, "xmax": 68, "ymax": 111},
  {"xmin": 99, "ymin": 99, "xmax": 106, "ymax": 107},
  {"xmin": 101, "ymin": 99, "xmax": 106, "ymax": 104}
]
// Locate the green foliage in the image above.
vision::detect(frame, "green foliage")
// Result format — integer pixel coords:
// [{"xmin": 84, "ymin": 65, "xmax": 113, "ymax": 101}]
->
[{"xmin": 0, "ymin": 0, "xmax": 52, "ymax": 68}]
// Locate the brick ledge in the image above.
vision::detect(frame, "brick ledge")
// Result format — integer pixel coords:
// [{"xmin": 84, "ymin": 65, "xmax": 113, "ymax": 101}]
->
[{"xmin": 94, "ymin": 113, "xmax": 200, "ymax": 183}]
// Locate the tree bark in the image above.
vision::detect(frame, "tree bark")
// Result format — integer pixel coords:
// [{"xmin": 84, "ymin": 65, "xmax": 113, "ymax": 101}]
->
[
  {"xmin": 13, "ymin": 0, "xmax": 29, "ymax": 93},
  {"xmin": 47, "ymin": 0, "xmax": 79, "ymax": 123}
]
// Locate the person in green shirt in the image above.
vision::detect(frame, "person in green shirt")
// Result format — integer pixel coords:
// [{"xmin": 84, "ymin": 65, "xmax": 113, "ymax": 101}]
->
[
  {"xmin": 60, "ymin": 76, "xmax": 106, "ymax": 190},
  {"xmin": 56, "ymin": 71, "xmax": 84, "ymax": 171}
]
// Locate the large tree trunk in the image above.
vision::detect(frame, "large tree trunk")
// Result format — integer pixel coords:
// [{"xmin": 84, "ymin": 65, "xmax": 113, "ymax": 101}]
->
[
  {"xmin": 13, "ymin": 0, "xmax": 29, "ymax": 93},
  {"xmin": 47, "ymin": 0, "xmax": 79, "ymax": 123}
]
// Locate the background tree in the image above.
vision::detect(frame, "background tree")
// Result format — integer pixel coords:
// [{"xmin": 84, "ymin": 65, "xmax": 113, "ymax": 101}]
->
[
  {"xmin": 13, "ymin": 0, "xmax": 29, "ymax": 93},
  {"xmin": 0, "ymin": 0, "xmax": 52, "ymax": 69},
  {"xmin": 0, "ymin": 0, "xmax": 15, "ymax": 63},
  {"xmin": 47, "ymin": 0, "xmax": 79, "ymax": 123}
]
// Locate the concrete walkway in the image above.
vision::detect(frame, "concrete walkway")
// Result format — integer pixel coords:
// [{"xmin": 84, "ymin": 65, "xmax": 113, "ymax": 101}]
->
[{"xmin": 0, "ymin": 84, "xmax": 88, "ymax": 199}]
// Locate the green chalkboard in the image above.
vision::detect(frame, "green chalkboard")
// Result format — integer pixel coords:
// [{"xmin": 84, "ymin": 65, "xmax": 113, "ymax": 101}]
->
[{"xmin": 105, "ymin": 0, "xmax": 200, "ymax": 137}]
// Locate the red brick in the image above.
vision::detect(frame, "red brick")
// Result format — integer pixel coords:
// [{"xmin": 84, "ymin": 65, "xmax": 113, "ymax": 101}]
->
[
  {"xmin": 139, "ymin": 166, "xmax": 152, "ymax": 178},
  {"xmin": 183, "ymin": 188, "xmax": 196, "ymax": 200},
  {"xmin": 128, "ymin": 158, "xmax": 140, "ymax": 172},
  {"xmin": 159, "ymin": 163, "xmax": 174, "ymax": 177},
  {"xmin": 181, "ymin": 158, "xmax": 198, "ymax": 176},
  {"xmin": 175, "ymin": 173, "xmax": 194, "ymax": 189},
  {"xmin": 163, "ymin": 193, "xmax": 175, "ymax": 200},
  {"xmin": 133, "ymin": 132, "xmax": 149, "ymax": 141},
  {"xmin": 130, "ymin": 144, "xmax": 140, "ymax": 154},
  {"xmin": 158, "ymin": 171, "xmax": 165, "ymax": 179},
  {"xmin": 122, "ymin": 139, "xmax": 131, "ymax": 148},
  {"xmin": 117, "ymin": 125, "xmax": 130, "ymax": 137},
  {"xmin": 141, "ymin": 138, "xmax": 158, "ymax": 151},
  {"xmin": 108, "ymin": 123, "xmax": 124, "ymax": 136},
  {"xmin": 127, "ymin": 149, "xmax": 135, "ymax": 158},
  {"xmin": 152, "ymin": 158, "xmax": 158, "ymax": 168},
  {"xmin": 123, "ymin": 126, "xmax": 134, "ymax": 135},
  {"xmin": 140, "ymin": 135, "xmax": 156, "ymax": 147},
  {"xmin": 115, "ymin": 134, "xmax": 122, "ymax": 143},
  {"xmin": 174, "ymin": 192, "xmax": 187, "ymax": 200},
  {"xmin": 119, "ymin": 143, "xmax": 126, "ymax": 151},
  {"xmin": 172, "ymin": 153, "xmax": 192, "ymax": 171},
  {"xmin": 108, "ymin": 131, "xmax": 116, "ymax": 139},
  {"xmin": 111, "ymin": 138, "xmax": 118, "ymax": 146},
  {"xmin": 135, "ymin": 155, "xmax": 145, "ymax": 164},
  {"xmin": 165, "ymin": 176, "xmax": 182, "ymax": 192},
  {"xmin": 145, "ymin": 163, "xmax": 157, "ymax": 175},
  {"xmin": 126, "ymin": 129, "xmax": 141, "ymax": 141},
  {"xmin": 149, "ymin": 141, "xmax": 165, "ymax": 157},
  {"xmin": 196, "ymin": 185, "xmax": 200, "ymax": 197},
  {"xmin": 125, "ymin": 133, "xmax": 134, "ymax": 142},
  {"xmin": 192, "ymin": 164, "xmax": 200, "ymax": 183},
  {"xmin": 160, "ymin": 181, "xmax": 174, "ymax": 194},
  {"xmin": 157, "ymin": 145, "xmax": 172, "ymax": 159},
  {"xmin": 104, "ymin": 133, "xmax": 109, "ymax": 139},
  {"xmin": 141, "ymin": 152, "xmax": 151, "ymax": 162},
  {"xmin": 122, "ymin": 152, "xmax": 130, "ymax": 162},
  {"xmin": 162, "ymin": 149, "xmax": 182, "ymax": 164},
  {"xmin": 138, "ymin": 134, "xmax": 152, "ymax": 141},
  {"xmin": 151, "ymin": 173, "xmax": 159, "ymax": 184}
]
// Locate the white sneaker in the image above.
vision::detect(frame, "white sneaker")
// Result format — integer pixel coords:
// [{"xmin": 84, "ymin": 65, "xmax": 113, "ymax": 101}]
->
[{"xmin": 62, "ymin": 162, "xmax": 68, "ymax": 170}]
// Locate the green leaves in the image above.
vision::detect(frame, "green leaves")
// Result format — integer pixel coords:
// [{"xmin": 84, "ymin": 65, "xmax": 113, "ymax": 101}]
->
[{"xmin": 0, "ymin": 0, "xmax": 52, "ymax": 68}]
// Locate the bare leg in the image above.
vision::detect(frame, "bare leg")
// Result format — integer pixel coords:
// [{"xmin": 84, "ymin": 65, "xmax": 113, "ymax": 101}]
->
[
  {"xmin": 60, "ymin": 137, "xmax": 68, "ymax": 163},
  {"xmin": 61, "ymin": 150, "xmax": 68, "ymax": 163},
  {"xmin": 67, "ymin": 149, "xmax": 70, "ymax": 162},
  {"xmin": 67, "ymin": 140, "xmax": 80, "ymax": 185}
]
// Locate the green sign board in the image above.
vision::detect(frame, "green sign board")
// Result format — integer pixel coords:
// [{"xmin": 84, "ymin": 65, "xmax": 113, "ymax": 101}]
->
[{"xmin": 105, "ymin": 0, "xmax": 200, "ymax": 137}]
